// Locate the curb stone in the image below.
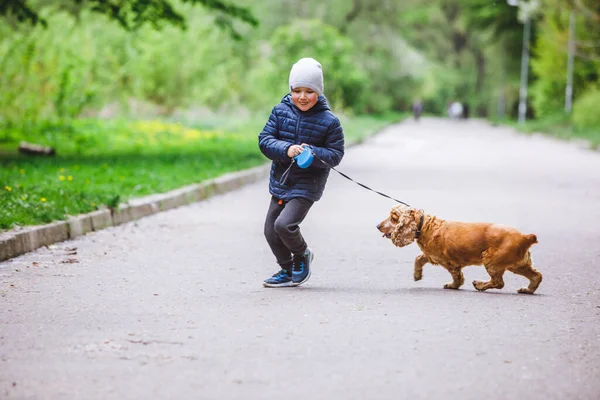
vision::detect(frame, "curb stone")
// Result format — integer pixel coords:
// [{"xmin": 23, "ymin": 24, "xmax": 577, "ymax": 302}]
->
[
  {"xmin": 111, "ymin": 204, "xmax": 133, "ymax": 226},
  {"xmin": 89, "ymin": 209, "xmax": 113, "ymax": 231},
  {"xmin": 67, "ymin": 215, "xmax": 93, "ymax": 238},
  {"xmin": 0, "ymin": 164, "xmax": 270, "ymax": 262}
]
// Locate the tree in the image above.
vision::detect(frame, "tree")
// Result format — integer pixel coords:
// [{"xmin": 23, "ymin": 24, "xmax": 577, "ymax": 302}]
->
[
  {"xmin": 0, "ymin": 0, "xmax": 258, "ymax": 38},
  {"xmin": 530, "ymin": 0, "xmax": 600, "ymax": 116}
]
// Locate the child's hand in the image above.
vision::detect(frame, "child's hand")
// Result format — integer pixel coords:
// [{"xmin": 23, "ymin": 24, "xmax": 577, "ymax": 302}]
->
[{"xmin": 287, "ymin": 145, "xmax": 304, "ymax": 158}]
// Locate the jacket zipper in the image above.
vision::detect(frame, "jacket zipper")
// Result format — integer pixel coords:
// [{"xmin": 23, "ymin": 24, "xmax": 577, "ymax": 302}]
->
[
  {"xmin": 294, "ymin": 113, "xmax": 301, "ymax": 144},
  {"xmin": 285, "ymin": 113, "xmax": 301, "ymax": 187}
]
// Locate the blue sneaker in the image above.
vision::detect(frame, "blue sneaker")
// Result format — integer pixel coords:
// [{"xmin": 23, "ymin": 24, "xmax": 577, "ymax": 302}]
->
[
  {"xmin": 292, "ymin": 248, "xmax": 313, "ymax": 286},
  {"xmin": 263, "ymin": 269, "xmax": 293, "ymax": 288}
]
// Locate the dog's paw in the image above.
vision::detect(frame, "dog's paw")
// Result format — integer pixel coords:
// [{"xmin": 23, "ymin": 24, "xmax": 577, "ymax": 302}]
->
[
  {"xmin": 443, "ymin": 283, "xmax": 459, "ymax": 290},
  {"xmin": 414, "ymin": 272, "xmax": 423, "ymax": 281},
  {"xmin": 472, "ymin": 280, "xmax": 487, "ymax": 291},
  {"xmin": 517, "ymin": 287, "xmax": 535, "ymax": 294}
]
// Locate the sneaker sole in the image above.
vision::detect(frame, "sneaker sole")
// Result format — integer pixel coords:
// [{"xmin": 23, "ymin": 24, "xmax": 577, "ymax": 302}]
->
[
  {"xmin": 292, "ymin": 251, "xmax": 314, "ymax": 287},
  {"xmin": 291, "ymin": 270, "xmax": 311, "ymax": 287},
  {"xmin": 263, "ymin": 281, "xmax": 294, "ymax": 288}
]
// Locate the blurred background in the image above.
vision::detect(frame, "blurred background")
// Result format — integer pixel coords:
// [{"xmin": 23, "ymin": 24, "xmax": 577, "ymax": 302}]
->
[
  {"xmin": 2, "ymin": 0, "xmax": 600, "ymax": 123},
  {"xmin": 1, "ymin": 0, "xmax": 599, "ymax": 229}
]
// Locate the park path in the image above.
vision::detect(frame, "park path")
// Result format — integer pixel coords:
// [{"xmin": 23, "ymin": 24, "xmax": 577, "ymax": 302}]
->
[{"xmin": 2, "ymin": 117, "xmax": 600, "ymax": 399}]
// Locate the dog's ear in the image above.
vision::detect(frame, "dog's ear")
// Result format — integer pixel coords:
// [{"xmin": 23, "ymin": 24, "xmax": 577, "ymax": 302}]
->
[
  {"xmin": 391, "ymin": 219, "xmax": 416, "ymax": 248},
  {"xmin": 408, "ymin": 208, "xmax": 416, "ymax": 223}
]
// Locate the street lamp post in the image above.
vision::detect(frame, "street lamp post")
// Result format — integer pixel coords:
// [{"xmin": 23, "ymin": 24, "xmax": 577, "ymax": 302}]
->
[
  {"xmin": 507, "ymin": 0, "xmax": 533, "ymax": 124},
  {"xmin": 518, "ymin": 17, "xmax": 531, "ymax": 124},
  {"xmin": 565, "ymin": 10, "xmax": 575, "ymax": 113}
]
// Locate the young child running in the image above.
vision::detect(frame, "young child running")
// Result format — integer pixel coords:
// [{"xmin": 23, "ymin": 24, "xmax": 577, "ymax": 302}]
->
[{"xmin": 258, "ymin": 57, "xmax": 345, "ymax": 288}]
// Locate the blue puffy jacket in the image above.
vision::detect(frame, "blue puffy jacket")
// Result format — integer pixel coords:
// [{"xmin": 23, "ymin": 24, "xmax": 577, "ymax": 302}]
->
[{"xmin": 258, "ymin": 94, "xmax": 345, "ymax": 202}]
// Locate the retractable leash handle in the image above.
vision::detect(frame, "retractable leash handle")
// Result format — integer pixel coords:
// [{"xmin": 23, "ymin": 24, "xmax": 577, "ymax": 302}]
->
[
  {"xmin": 294, "ymin": 145, "xmax": 314, "ymax": 168},
  {"xmin": 281, "ymin": 145, "xmax": 314, "ymax": 184}
]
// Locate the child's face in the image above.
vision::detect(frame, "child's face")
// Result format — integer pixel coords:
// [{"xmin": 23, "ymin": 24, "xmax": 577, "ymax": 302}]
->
[{"xmin": 291, "ymin": 87, "xmax": 319, "ymax": 112}]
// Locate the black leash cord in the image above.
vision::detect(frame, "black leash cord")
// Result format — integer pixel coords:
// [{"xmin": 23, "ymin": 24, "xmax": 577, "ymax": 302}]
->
[{"xmin": 312, "ymin": 153, "xmax": 411, "ymax": 207}]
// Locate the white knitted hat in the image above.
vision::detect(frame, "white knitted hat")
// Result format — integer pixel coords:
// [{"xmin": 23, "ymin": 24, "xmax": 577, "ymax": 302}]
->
[{"xmin": 289, "ymin": 58, "xmax": 324, "ymax": 96}]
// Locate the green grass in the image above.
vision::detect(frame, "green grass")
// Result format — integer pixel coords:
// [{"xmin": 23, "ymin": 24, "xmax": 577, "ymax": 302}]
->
[
  {"xmin": 0, "ymin": 113, "xmax": 405, "ymax": 230},
  {"xmin": 493, "ymin": 113, "xmax": 600, "ymax": 149}
]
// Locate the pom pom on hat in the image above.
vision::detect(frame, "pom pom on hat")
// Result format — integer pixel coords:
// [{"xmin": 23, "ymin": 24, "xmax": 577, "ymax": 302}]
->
[{"xmin": 289, "ymin": 58, "xmax": 324, "ymax": 96}]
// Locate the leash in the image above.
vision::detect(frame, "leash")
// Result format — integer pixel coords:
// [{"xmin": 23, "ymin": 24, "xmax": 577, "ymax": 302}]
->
[
  {"xmin": 278, "ymin": 147, "xmax": 411, "ymax": 206},
  {"xmin": 311, "ymin": 152, "xmax": 411, "ymax": 207},
  {"xmin": 279, "ymin": 147, "xmax": 423, "ymax": 236},
  {"xmin": 279, "ymin": 159, "xmax": 295, "ymax": 186}
]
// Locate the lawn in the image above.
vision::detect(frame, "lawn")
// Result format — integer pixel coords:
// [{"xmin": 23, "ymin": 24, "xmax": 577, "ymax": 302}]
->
[
  {"xmin": 0, "ymin": 113, "xmax": 405, "ymax": 230},
  {"xmin": 494, "ymin": 113, "xmax": 600, "ymax": 149}
]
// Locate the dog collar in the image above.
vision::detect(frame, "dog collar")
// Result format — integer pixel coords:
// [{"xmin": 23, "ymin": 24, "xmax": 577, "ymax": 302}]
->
[{"xmin": 415, "ymin": 212, "xmax": 425, "ymax": 239}]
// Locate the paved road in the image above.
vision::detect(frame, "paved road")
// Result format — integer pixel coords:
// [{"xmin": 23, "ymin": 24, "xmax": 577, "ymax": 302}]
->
[{"xmin": 2, "ymin": 118, "xmax": 600, "ymax": 400}]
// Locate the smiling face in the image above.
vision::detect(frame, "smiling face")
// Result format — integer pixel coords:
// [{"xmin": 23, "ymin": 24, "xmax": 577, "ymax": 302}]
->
[
  {"xmin": 377, "ymin": 205, "xmax": 419, "ymax": 248},
  {"xmin": 291, "ymin": 87, "xmax": 319, "ymax": 112}
]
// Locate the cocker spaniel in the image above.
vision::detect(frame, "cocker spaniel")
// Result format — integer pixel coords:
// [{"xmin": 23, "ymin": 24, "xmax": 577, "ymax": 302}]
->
[{"xmin": 377, "ymin": 205, "xmax": 542, "ymax": 294}]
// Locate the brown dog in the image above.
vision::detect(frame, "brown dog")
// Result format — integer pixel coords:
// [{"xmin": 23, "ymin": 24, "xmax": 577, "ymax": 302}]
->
[{"xmin": 377, "ymin": 205, "xmax": 542, "ymax": 294}]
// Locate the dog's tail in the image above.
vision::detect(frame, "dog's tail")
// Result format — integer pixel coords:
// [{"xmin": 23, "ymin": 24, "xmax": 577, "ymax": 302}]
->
[{"xmin": 524, "ymin": 233, "xmax": 538, "ymax": 246}]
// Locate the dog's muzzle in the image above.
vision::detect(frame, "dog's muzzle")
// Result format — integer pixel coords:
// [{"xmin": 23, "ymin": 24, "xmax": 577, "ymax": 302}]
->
[{"xmin": 377, "ymin": 224, "xmax": 391, "ymax": 238}]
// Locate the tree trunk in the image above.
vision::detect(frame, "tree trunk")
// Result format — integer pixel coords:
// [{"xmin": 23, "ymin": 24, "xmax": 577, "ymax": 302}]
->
[{"xmin": 340, "ymin": 0, "xmax": 361, "ymax": 34}]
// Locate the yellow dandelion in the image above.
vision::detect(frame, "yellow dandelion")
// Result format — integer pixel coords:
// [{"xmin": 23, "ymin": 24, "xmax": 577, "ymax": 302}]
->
[
  {"xmin": 183, "ymin": 129, "xmax": 201, "ymax": 140},
  {"xmin": 41, "ymin": 198, "xmax": 46, "ymax": 202},
  {"xmin": 20, "ymin": 169, "xmax": 25, "ymax": 175},
  {"xmin": 21, "ymin": 195, "xmax": 26, "ymax": 200},
  {"xmin": 168, "ymin": 123, "xmax": 184, "ymax": 135},
  {"xmin": 59, "ymin": 176, "xmax": 66, "ymax": 181},
  {"xmin": 67, "ymin": 176, "xmax": 73, "ymax": 181},
  {"xmin": 5, "ymin": 186, "xmax": 12, "ymax": 192}
]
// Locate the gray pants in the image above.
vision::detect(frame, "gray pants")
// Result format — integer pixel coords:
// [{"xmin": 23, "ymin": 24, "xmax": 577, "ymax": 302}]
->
[{"xmin": 264, "ymin": 196, "xmax": 314, "ymax": 272}]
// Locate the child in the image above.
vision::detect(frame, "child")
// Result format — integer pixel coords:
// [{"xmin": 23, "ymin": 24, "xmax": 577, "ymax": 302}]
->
[{"xmin": 258, "ymin": 57, "xmax": 345, "ymax": 287}]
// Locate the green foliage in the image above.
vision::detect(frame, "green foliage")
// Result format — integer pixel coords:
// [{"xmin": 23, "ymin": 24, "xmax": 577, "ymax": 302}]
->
[
  {"xmin": 1, "ymin": 0, "xmax": 599, "ymax": 127},
  {"xmin": 131, "ymin": 15, "xmax": 248, "ymax": 110},
  {"xmin": 0, "ymin": 5, "xmax": 251, "ymax": 123},
  {"xmin": 3, "ymin": 15, "xmax": 69, "ymax": 120},
  {"xmin": 572, "ymin": 86, "xmax": 600, "ymax": 131},
  {"xmin": 530, "ymin": 16, "xmax": 569, "ymax": 117},
  {"xmin": 531, "ymin": 3, "xmax": 600, "ymax": 117},
  {"xmin": 1, "ymin": 0, "xmax": 257, "ymax": 38},
  {"xmin": 0, "ymin": 11, "xmax": 116, "ymax": 122},
  {"xmin": 460, "ymin": 0, "xmax": 521, "ymax": 40},
  {"xmin": 506, "ymin": 108, "xmax": 600, "ymax": 148}
]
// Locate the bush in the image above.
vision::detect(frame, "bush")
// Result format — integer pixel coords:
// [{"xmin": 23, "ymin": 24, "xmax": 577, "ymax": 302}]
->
[
  {"xmin": 0, "ymin": 4, "xmax": 251, "ymax": 123},
  {"xmin": 531, "ymin": 10, "xmax": 600, "ymax": 118},
  {"xmin": 572, "ymin": 86, "xmax": 600, "ymax": 131}
]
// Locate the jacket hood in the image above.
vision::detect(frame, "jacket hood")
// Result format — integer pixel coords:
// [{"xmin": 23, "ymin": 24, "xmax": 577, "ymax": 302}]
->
[{"xmin": 282, "ymin": 94, "xmax": 331, "ymax": 114}]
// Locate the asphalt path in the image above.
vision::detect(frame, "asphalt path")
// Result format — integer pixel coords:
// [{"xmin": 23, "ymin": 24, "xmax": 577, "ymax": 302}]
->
[{"xmin": 1, "ymin": 118, "xmax": 599, "ymax": 399}]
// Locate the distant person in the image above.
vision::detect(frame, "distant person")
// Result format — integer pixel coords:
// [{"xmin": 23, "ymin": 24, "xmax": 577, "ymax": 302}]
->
[
  {"xmin": 412, "ymin": 100, "xmax": 423, "ymax": 121},
  {"xmin": 258, "ymin": 58, "xmax": 345, "ymax": 288},
  {"xmin": 448, "ymin": 101, "xmax": 463, "ymax": 120}
]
